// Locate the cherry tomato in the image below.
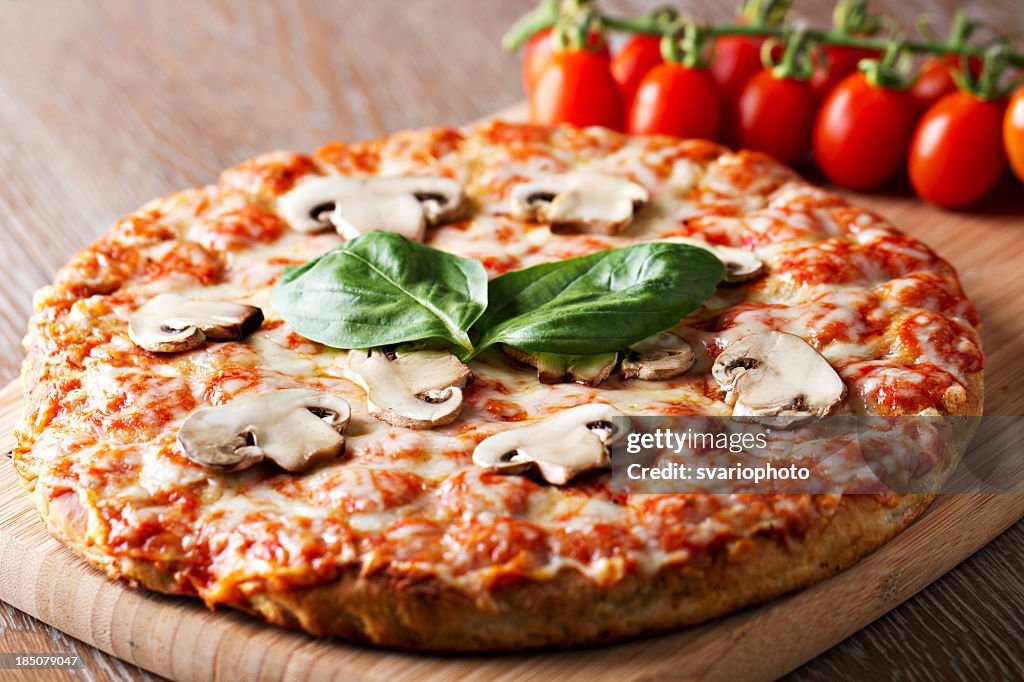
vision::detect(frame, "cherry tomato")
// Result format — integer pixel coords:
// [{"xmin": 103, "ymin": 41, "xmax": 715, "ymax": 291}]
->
[
  {"xmin": 810, "ymin": 45, "xmax": 881, "ymax": 100},
  {"xmin": 522, "ymin": 29, "xmax": 555, "ymax": 96},
  {"xmin": 1004, "ymin": 87, "xmax": 1024, "ymax": 183},
  {"xmin": 627, "ymin": 63, "xmax": 721, "ymax": 140},
  {"xmin": 611, "ymin": 35, "xmax": 664, "ymax": 105},
  {"xmin": 910, "ymin": 56, "xmax": 983, "ymax": 111},
  {"xmin": 710, "ymin": 35, "xmax": 765, "ymax": 103},
  {"xmin": 813, "ymin": 72, "xmax": 918, "ymax": 190},
  {"xmin": 531, "ymin": 49, "xmax": 625, "ymax": 130},
  {"xmin": 522, "ymin": 28, "xmax": 609, "ymax": 96},
  {"xmin": 910, "ymin": 57, "xmax": 957, "ymax": 110},
  {"xmin": 729, "ymin": 70, "xmax": 816, "ymax": 167},
  {"xmin": 909, "ymin": 91, "xmax": 1007, "ymax": 208}
]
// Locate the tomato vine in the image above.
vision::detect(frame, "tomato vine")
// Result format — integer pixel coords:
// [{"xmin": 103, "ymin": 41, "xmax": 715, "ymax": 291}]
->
[{"xmin": 504, "ymin": 0, "xmax": 1023, "ymax": 100}]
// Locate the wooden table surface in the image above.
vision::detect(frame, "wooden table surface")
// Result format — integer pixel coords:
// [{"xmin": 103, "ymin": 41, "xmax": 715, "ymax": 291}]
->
[{"xmin": 0, "ymin": 1, "xmax": 1021, "ymax": 680}]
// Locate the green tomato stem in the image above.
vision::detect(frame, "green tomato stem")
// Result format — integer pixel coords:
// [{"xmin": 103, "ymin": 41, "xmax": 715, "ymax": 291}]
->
[
  {"xmin": 506, "ymin": 1, "xmax": 1024, "ymax": 98},
  {"xmin": 532, "ymin": 6, "xmax": 1024, "ymax": 67},
  {"xmin": 660, "ymin": 23, "xmax": 713, "ymax": 68},
  {"xmin": 502, "ymin": 0, "xmax": 559, "ymax": 51}
]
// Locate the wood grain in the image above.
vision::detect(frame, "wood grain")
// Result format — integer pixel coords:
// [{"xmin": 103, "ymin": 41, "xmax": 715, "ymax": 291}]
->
[
  {"xmin": 0, "ymin": 1, "xmax": 1021, "ymax": 680},
  {"xmin": 1, "ymin": 380, "xmax": 1022, "ymax": 681}
]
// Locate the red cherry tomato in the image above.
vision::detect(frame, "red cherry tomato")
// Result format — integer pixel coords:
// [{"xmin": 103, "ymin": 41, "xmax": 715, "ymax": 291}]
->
[
  {"xmin": 627, "ymin": 63, "xmax": 721, "ymax": 140},
  {"xmin": 909, "ymin": 91, "xmax": 1007, "ymax": 208},
  {"xmin": 710, "ymin": 35, "xmax": 765, "ymax": 103},
  {"xmin": 611, "ymin": 35, "xmax": 664, "ymax": 105},
  {"xmin": 522, "ymin": 28, "xmax": 609, "ymax": 96},
  {"xmin": 729, "ymin": 70, "xmax": 816, "ymax": 167},
  {"xmin": 522, "ymin": 29, "xmax": 555, "ymax": 96},
  {"xmin": 813, "ymin": 72, "xmax": 918, "ymax": 190},
  {"xmin": 1004, "ymin": 87, "xmax": 1024, "ymax": 183},
  {"xmin": 910, "ymin": 55, "xmax": 984, "ymax": 111},
  {"xmin": 910, "ymin": 57, "xmax": 957, "ymax": 110},
  {"xmin": 531, "ymin": 49, "xmax": 625, "ymax": 130},
  {"xmin": 810, "ymin": 45, "xmax": 881, "ymax": 100}
]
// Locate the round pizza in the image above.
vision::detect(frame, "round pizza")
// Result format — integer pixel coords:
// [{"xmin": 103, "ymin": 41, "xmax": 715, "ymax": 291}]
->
[{"xmin": 13, "ymin": 122, "xmax": 983, "ymax": 651}]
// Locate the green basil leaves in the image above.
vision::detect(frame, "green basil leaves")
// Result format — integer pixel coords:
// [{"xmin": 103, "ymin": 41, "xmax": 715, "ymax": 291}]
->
[
  {"xmin": 475, "ymin": 243, "xmax": 723, "ymax": 355},
  {"xmin": 271, "ymin": 231, "xmax": 724, "ymax": 360},
  {"xmin": 270, "ymin": 231, "xmax": 487, "ymax": 356}
]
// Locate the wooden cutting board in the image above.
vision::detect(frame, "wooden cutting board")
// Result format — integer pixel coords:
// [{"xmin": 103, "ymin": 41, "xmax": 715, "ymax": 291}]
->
[{"xmin": 2, "ymin": 107, "xmax": 1023, "ymax": 681}]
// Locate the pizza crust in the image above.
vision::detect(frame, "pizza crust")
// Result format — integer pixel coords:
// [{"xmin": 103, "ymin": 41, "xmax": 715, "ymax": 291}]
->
[
  {"xmin": 244, "ymin": 494, "xmax": 936, "ymax": 651},
  {"xmin": 40, "ymin": 488, "xmax": 933, "ymax": 651}
]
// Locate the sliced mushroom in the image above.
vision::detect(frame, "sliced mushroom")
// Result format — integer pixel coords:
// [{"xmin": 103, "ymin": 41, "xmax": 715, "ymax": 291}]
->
[
  {"xmin": 333, "ymin": 194, "xmax": 428, "ymax": 241},
  {"xmin": 621, "ymin": 332, "xmax": 695, "ymax": 380},
  {"xmin": 276, "ymin": 175, "xmax": 466, "ymax": 242},
  {"xmin": 473, "ymin": 404, "xmax": 631, "ymax": 485},
  {"xmin": 502, "ymin": 346, "xmax": 618, "ymax": 386},
  {"xmin": 659, "ymin": 237, "xmax": 763, "ymax": 282},
  {"xmin": 510, "ymin": 172, "xmax": 649, "ymax": 235},
  {"xmin": 275, "ymin": 176, "xmax": 346, "ymax": 233},
  {"xmin": 129, "ymin": 293, "xmax": 264, "ymax": 353},
  {"xmin": 344, "ymin": 347, "xmax": 472, "ymax": 429},
  {"xmin": 177, "ymin": 388, "xmax": 351, "ymax": 472},
  {"xmin": 712, "ymin": 331, "xmax": 846, "ymax": 417}
]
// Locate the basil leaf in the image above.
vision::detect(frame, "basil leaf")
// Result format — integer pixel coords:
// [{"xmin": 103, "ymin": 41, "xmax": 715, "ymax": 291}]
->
[
  {"xmin": 473, "ymin": 243, "xmax": 724, "ymax": 356},
  {"xmin": 271, "ymin": 231, "xmax": 487, "ymax": 357}
]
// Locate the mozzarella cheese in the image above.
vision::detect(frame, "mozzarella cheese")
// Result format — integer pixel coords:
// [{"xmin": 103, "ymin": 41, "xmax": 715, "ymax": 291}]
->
[{"xmin": 14, "ymin": 123, "xmax": 982, "ymax": 603}]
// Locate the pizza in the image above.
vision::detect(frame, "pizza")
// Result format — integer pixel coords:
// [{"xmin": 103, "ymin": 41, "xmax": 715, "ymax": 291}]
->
[{"xmin": 12, "ymin": 121, "xmax": 983, "ymax": 651}]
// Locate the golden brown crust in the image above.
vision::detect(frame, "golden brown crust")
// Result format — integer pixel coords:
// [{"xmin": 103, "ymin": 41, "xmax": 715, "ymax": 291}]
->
[
  {"xmin": 42, "ymin": 489, "xmax": 936, "ymax": 651},
  {"xmin": 247, "ymin": 495, "xmax": 938, "ymax": 651},
  {"xmin": 964, "ymin": 370, "xmax": 985, "ymax": 417}
]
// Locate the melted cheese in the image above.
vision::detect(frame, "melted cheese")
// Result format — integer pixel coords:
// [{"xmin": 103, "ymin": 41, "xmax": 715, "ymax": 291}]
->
[{"xmin": 14, "ymin": 122, "xmax": 982, "ymax": 604}]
